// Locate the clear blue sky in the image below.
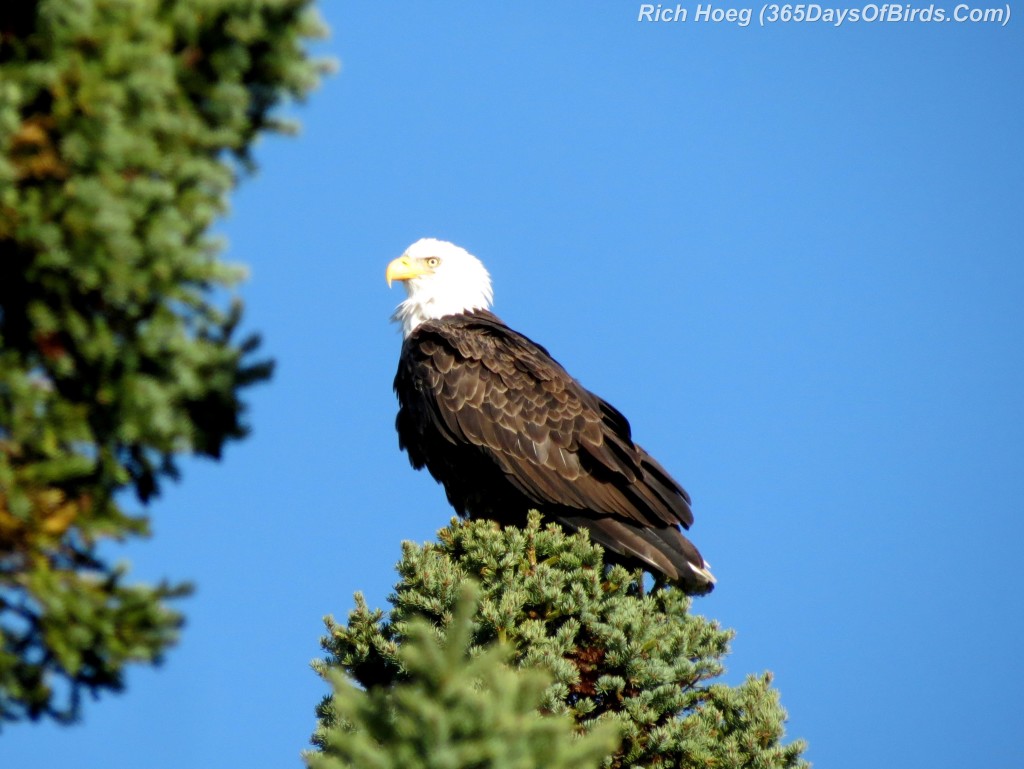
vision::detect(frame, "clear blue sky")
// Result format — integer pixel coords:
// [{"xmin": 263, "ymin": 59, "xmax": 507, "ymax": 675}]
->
[{"xmin": 8, "ymin": 3, "xmax": 1023, "ymax": 768}]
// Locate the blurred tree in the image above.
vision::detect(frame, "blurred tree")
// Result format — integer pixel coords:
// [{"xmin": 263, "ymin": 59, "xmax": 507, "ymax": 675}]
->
[
  {"xmin": 312, "ymin": 514, "xmax": 808, "ymax": 769},
  {"xmin": 0, "ymin": 0, "xmax": 326, "ymax": 725}
]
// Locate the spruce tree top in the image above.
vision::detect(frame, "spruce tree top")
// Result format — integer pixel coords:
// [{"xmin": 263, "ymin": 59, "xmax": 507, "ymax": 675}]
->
[{"xmin": 313, "ymin": 514, "xmax": 807, "ymax": 769}]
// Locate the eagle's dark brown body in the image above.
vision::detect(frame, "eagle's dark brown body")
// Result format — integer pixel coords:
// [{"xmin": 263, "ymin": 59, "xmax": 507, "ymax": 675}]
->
[{"xmin": 393, "ymin": 309, "xmax": 714, "ymax": 594}]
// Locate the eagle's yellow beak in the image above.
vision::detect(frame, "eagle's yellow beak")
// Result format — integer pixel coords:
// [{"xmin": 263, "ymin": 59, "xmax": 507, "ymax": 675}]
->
[{"xmin": 386, "ymin": 255, "xmax": 428, "ymax": 287}]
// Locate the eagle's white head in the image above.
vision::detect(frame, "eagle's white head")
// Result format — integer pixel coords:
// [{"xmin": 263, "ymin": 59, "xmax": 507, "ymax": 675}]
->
[{"xmin": 387, "ymin": 238, "xmax": 494, "ymax": 338}]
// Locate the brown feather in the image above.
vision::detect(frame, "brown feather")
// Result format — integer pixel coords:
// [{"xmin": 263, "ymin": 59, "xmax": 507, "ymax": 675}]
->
[{"xmin": 394, "ymin": 309, "xmax": 714, "ymax": 594}]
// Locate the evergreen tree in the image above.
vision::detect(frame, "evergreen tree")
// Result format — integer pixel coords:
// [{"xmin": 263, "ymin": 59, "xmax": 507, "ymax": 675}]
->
[
  {"xmin": 309, "ymin": 584, "xmax": 621, "ymax": 769},
  {"xmin": 0, "ymin": 1, "xmax": 326, "ymax": 725},
  {"xmin": 312, "ymin": 514, "xmax": 808, "ymax": 769}
]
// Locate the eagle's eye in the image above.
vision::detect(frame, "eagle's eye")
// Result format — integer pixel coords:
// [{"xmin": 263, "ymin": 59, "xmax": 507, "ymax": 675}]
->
[{"xmin": 425, "ymin": 257, "xmax": 441, "ymax": 268}]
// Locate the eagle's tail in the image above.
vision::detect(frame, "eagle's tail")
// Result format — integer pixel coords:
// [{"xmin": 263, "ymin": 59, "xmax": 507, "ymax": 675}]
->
[{"xmin": 559, "ymin": 515, "xmax": 716, "ymax": 595}]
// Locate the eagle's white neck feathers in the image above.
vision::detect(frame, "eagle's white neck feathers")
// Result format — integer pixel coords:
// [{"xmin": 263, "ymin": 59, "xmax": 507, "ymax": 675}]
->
[{"xmin": 391, "ymin": 239, "xmax": 494, "ymax": 338}]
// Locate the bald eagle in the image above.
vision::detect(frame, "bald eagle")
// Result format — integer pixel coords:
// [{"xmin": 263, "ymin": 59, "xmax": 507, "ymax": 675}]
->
[{"xmin": 387, "ymin": 239, "xmax": 715, "ymax": 594}]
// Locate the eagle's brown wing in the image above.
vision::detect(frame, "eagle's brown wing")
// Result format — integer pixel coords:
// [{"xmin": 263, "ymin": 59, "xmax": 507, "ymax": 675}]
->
[{"xmin": 395, "ymin": 310, "xmax": 714, "ymax": 593}]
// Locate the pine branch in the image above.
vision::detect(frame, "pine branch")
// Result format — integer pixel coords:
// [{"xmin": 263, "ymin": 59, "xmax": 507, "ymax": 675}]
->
[
  {"xmin": 0, "ymin": 0, "xmax": 327, "ymax": 725},
  {"xmin": 309, "ymin": 584, "xmax": 621, "ymax": 769}
]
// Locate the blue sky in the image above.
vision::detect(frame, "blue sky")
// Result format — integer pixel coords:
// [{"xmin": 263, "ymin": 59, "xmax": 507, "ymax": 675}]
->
[{"xmin": 9, "ymin": 3, "xmax": 1024, "ymax": 768}]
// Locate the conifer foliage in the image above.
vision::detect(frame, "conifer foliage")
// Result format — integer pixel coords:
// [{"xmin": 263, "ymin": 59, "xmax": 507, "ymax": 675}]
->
[
  {"xmin": 309, "ymin": 584, "xmax": 621, "ymax": 769},
  {"xmin": 0, "ymin": 1, "xmax": 324, "ymax": 724},
  {"xmin": 313, "ymin": 514, "xmax": 808, "ymax": 769}
]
